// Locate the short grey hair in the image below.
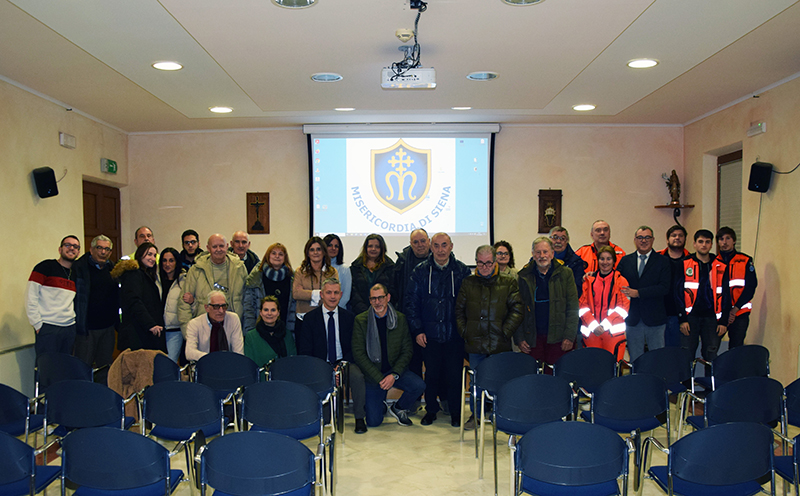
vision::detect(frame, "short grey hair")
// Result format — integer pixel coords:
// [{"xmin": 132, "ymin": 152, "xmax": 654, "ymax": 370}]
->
[
  {"xmin": 206, "ymin": 290, "xmax": 227, "ymax": 305},
  {"xmin": 322, "ymin": 278, "xmax": 341, "ymax": 290},
  {"xmin": 475, "ymin": 244, "xmax": 495, "ymax": 261},
  {"xmin": 91, "ymin": 235, "xmax": 112, "ymax": 249},
  {"xmin": 635, "ymin": 225, "xmax": 654, "ymax": 237},
  {"xmin": 549, "ymin": 226, "xmax": 569, "ymax": 239},
  {"xmin": 532, "ymin": 237, "xmax": 554, "ymax": 251}
]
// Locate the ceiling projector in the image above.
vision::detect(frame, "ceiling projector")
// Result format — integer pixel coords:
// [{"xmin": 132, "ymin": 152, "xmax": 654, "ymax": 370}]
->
[{"xmin": 381, "ymin": 67, "xmax": 436, "ymax": 89}]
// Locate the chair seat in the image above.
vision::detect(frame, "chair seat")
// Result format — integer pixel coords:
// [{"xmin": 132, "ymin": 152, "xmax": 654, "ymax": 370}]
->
[
  {"xmin": 774, "ymin": 455, "xmax": 796, "ymax": 483},
  {"xmin": 212, "ymin": 483, "xmax": 313, "ymax": 496},
  {"xmin": 0, "ymin": 415, "xmax": 45, "ymax": 437},
  {"xmin": 150, "ymin": 422, "xmax": 221, "ymax": 441},
  {"xmin": 52, "ymin": 416, "xmax": 135, "ymax": 438},
  {"xmin": 249, "ymin": 422, "xmax": 319, "ymax": 441},
  {"xmin": 648, "ymin": 466, "xmax": 763, "ymax": 496},
  {"xmin": 72, "ymin": 469, "xmax": 183, "ymax": 496},
  {"xmin": 685, "ymin": 415, "xmax": 704, "ymax": 431},
  {"xmin": 0, "ymin": 465, "xmax": 61, "ymax": 496},
  {"xmin": 521, "ymin": 475, "xmax": 620, "ymax": 495},
  {"xmin": 694, "ymin": 377, "xmax": 713, "ymax": 391},
  {"xmin": 579, "ymin": 412, "xmax": 663, "ymax": 433}
]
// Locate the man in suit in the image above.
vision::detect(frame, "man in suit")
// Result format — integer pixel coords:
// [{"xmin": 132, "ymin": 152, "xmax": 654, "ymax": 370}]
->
[
  {"xmin": 616, "ymin": 226, "xmax": 672, "ymax": 361},
  {"xmin": 296, "ymin": 278, "xmax": 367, "ymax": 434}
]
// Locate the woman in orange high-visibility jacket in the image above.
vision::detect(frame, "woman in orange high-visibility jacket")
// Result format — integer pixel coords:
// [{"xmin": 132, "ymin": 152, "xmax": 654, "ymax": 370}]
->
[{"xmin": 579, "ymin": 246, "xmax": 630, "ymax": 360}]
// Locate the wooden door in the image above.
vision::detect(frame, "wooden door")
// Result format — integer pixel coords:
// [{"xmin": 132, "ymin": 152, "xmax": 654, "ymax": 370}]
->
[{"xmin": 83, "ymin": 181, "xmax": 122, "ymax": 261}]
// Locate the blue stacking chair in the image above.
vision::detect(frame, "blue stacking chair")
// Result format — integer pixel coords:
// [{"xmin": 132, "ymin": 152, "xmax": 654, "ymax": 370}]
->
[
  {"xmin": 691, "ymin": 344, "xmax": 770, "ymax": 393},
  {"xmin": 34, "ymin": 352, "xmax": 95, "ymax": 397},
  {"xmin": 141, "ymin": 381, "xmax": 225, "ymax": 485},
  {"xmin": 515, "ymin": 421, "xmax": 632, "ymax": 496},
  {"xmin": 0, "ymin": 384, "xmax": 44, "ymax": 444},
  {"xmin": 152, "ymin": 353, "xmax": 191, "ymax": 383},
  {"xmin": 774, "ymin": 433, "xmax": 800, "ymax": 496},
  {"xmin": 630, "ymin": 347, "xmax": 692, "ymax": 439},
  {"xmin": 60, "ymin": 426, "xmax": 183, "ymax": 495},
  {"xmin": 194, "ymin": 351, "xmax": 261, "ymax": 431},
  {"xmin": 198, "ymin": 431, "xmax": 315, "ymax": 496},
  {"xmin": 0, "ymin": 430, "xmax": 60, "ymax": 496},
  {"xmin": 241, "ymin": 380, "xmax": 329, "ymax": 495},
  {"xmin": 642, "ymin": 421, "xmax": 775, "ymax": 496},
  {"xmin": 783, "ymin": 378, "xmax": 800, "ymax": 429},
  {"xmin": 679, "ymin": 376, "xmax": 784, "ymax": 437},
  {"xmin": 552, "ymin": 347, "xmax": 618, "ymax": 410},
  {"xmin": 580, "ymin": 373, "xmax": 670, "ymax": 493},
  {"xmin": 493, "ymin": 374, "xmax": 574, "ymax": 496},
  {"xmin": 42, "ymin": 380, "xmax": 135, "ymax": 460},
  {"xmin": 464, "ymin": 352, "xmax": 539, "ymax": 479}
]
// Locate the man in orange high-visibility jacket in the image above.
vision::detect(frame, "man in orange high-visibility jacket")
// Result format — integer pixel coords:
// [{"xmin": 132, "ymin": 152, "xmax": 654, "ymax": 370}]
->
[
  {"xmin": 575, "ymin": 220, "xmax": 626, "ymax": 274},
  {"xmin": 716, "ymin": 227, "xmax": 757, "ymax": 348}
]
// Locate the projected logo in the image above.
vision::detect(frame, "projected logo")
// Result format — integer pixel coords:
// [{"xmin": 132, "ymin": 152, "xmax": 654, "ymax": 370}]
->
[{"xmin": 370, "ymin": 139, "xmax": 431, "ymax": 214}]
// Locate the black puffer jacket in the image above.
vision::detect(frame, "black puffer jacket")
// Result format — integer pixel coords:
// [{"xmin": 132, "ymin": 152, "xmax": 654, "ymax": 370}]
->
[
  {"xmin": 404, "ymin": 253, "xmax": 471, "ymax": 343},
  {"xmin": 455, "ymin": 269, "xmax": 524, "ymax": 354},
  {"xmin": 349, "ymin": 256, "xmax": 395, "ymax": 315}
]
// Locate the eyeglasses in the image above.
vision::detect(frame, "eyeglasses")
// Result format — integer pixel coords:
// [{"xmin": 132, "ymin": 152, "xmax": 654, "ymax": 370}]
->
[
  {"xmin": 495, "ymin": 251, "xmax": 510, "ymax": 257},
  {"xmin": 183, "ymin": 239, "xmax": 198, "ymax": 245},
  {"xmin": 208, "ymin": 303, "xmax": 228, "ymax": 310},
  {"xmin": 94, "ymin": 246, "xmax": 112, "ymax": 253},
  {"xmin": 635, "ymin": 236, "xmax": 654, "ymax": 241},
  {"xmin": 475, "ymin": 261, "xmax": 494, "ymax": 268},
  {"xmin": 550, "ymin": 235, "xmax": 567, "ymax": 241},
  {"xmin": 369, "ymin": 295, "xmax": 387, "ymax": 303},
  {"xmin": 61, "ymin": 243, "xmax": 80, "ymax": 250}
]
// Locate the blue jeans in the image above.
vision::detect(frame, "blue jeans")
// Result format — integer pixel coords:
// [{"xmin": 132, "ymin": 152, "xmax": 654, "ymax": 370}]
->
[
  {"xmin": 625, "ymin": 322, "xmax": 665, "ymax": 362},
  {"xmin": 364, "ymin": 370, "xmax": 425, "ymax": 427},
  {"xmin": 35, "ymin": 323, "xmax": 76, "ymax": 358},
  {"xmin": 165, "ymin": 329, "xmax": 184, "ymax": 363}
]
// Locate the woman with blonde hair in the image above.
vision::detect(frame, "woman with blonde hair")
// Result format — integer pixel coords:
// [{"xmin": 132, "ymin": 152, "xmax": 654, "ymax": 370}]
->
[{"xmin": 243, "ymin": 242, "xmax": 295, "ymax": 333}]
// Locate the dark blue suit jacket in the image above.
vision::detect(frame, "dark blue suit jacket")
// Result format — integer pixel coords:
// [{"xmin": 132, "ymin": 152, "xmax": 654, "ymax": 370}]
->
[
  {"xmin": 296, "ymin": 305, "xmax": 355, "ymax": 362},
  {"xmin": 616, "ymin": 250, "xmax": 671, "ymax": 327}
]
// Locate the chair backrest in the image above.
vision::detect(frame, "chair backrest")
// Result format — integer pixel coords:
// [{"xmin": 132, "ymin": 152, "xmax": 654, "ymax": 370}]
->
[
  {"xmin": 712, "ymin": 344, "xmax": 770, "ymax": 387},
  {"xmin": 143, "ymin": 381, "xmax": 222, "ymax": 430},
  {"xmin": 45, "ymin": 380, "xmax": 124, "ymax": 430},
  {"xmin": 0, "ymin": 384, "xmax": 29, "ymax": 430},
  {"xmin": 241, "ymin": 381, "xmax": 322, "ymax": 440},
  {"xmin": 268, "ymin": 355, "xmax": 335, "ymax": 399},
  {"xmin": 153, "ymin": 354, "xmax": 181, "ymax": 383},
  {"xmin": 474, "ymin": 352, "xmax": 539, "ymax": 395},
  {"xmin": 632, "ymin": 347, "xmax": 692, "ymax": 391},
  {"xmin": 0, "ymin": 430, "xmax": 35, "ymax": 484},
  {"xmin": 36, "ymin": 352, "xmax": 92, "ymax": 394},
  {"xmin": 784, "ymin": 378, "xmax": 800, "ymax": 427},
  {"xmin": 202, "ymin": 431, "xmax": 315, "ymax": 496},
  {"xmin": 593, "ymin": 373, "xmax": 668, "ymax": 421},
  {"xmin": 553, "ymin": 347, "xmax": 617, "ymax": 393},
  {"xmin": 518, "ymin": 421, "xmax": 626, "ymax": 486},
  {"xmin": 704, "ymin": 376, "xmax": 783, "ymax": 427},
  {"xmin": 61, "ymin": 427, "xmax": 171, "ymax": 491},
  {"xmin": 195, "ymin": 352, "xmax": 259, "ymax": 393},
  {"xmin": 495, "ymin": 374, "xmax": 573, "ymax": 435},
  {"xmin": 668, "ymin": 422, "xmax": 773, "ymax": 486}
]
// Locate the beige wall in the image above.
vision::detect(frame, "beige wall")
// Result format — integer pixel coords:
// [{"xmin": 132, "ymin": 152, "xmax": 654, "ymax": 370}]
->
[
  {"xmin": 684, "ymin": 76, "xmax": 800, "ymax": 385},
  {"xmin": 0, "ymin": 80, "xmax": 127, "ymax": 392}
]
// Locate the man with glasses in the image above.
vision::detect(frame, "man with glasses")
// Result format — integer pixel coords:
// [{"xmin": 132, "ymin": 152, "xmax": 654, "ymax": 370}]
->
[
  {"xmin": 178, "ymin": 233, "xmax": 247, "ymax": 334},
  {"xmin": 549, "ymin": 226, "xmax": 585, "ymax": 297},
  {"xmin": 616, "ymin": 226, "xmax": 672, "ymax": 361},
  {"xmin": 455, "ymin": 245, "xmax": 523, "ymax": 428},
  {"xmin": 26, "ymin": 235, "xmax": 80, "ymax": 357},
  {"xmin": 352, "ymin": 284, "xmax": 424, "ymax": 427},
  {"xmin": 73, "ymin": 235, "xmax": 119, "ymax": 381},
  {"xmin": 179, "ymin": 229, "xmax": 203, "ymax": 270},
  {"xmin": 185, "ymin": 290, "xmax": 244, "ymax": 360}
]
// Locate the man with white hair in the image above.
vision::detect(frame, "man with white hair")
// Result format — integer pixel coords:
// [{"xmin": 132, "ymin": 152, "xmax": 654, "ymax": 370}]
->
[
  {"xmin": 185, "ymin": 291, "xmax": 244, "ymax": 361},
  {"xmin": 229, "ymin": 230, "xmax": 260, "ymax": 273}
]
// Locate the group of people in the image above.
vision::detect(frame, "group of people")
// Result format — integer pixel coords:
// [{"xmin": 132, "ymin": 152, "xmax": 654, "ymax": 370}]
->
[{"xmin": 25, "ymin": 219, "xmax": 757, "ymax": 433}]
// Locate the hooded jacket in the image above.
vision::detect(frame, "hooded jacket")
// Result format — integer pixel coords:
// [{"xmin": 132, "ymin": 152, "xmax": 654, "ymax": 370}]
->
[{"xmin": 177, "ymin": 252, "xmax": 247, "ymax": 333}]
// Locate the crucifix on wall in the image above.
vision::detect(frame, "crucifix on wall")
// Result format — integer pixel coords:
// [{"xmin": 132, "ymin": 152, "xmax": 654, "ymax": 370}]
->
[{"xmin": 246, "ymin": 192, "xmax": 270, "ymax": 234}]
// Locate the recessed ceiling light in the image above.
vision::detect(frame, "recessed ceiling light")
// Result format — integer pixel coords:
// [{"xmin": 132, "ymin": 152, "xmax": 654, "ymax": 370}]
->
[
  {"xmin": 466, "ymin": 72, "xmax": 499, "ymax": 81},
  {"xmin": 451, "ymin": 107, "xmax": 472, "ymax": 111},
  {"xmin": 272, "ymin": 0, "xmax": 317, "ymax": 8},
  {"xmin": 627, "ymin": 58, "xmax": 659, "ymax": 69},
  {"xmin": 502, "ymin": 0, "xmax": 545, "ymax": 4},
  {"xmin": 209, "ymin": 106, "xmax": 233, "ymax": 114},
  {"xmin": 311, "ymin": 73, "xmax": 343, "ymax": 83},
  {"xmin": 152, "ymin": 61, "xmax": 182, "ymax": 71},
  {"xmin": 572, "ymin": 104, "xmax": 596, "ymax": 111},
  {"xmin": 335, "ymin": 107, "xmax": 355, "ymax": 112}
]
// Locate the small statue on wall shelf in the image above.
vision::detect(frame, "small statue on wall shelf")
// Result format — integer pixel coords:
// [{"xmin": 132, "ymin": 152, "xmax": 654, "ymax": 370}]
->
[{"xmin": 662, "ymin": 170, "xmax": 681, "ymax": 205}]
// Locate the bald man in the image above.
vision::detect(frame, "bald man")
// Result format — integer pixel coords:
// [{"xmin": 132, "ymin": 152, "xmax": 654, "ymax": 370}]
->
[
  {"xmin": 229, "ymin": 230, "xmax": 260, "ymax": 273},
  {"xmin": 178, "ymin": 233, "xmax": 248, "ymax": 333}
]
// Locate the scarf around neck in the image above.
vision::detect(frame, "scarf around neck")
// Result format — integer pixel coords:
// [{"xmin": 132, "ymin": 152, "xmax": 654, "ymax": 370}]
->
[
  {"xmin": 366, "ymin": 303, "xmax": 397, "ymax": 363},
  {"xmin": 256, "ymin": 319, "xmax": 288, "ymax": 358},
  {"xmin": 263, "ymin": 265, "xmax": 289, "ymax": 282}
]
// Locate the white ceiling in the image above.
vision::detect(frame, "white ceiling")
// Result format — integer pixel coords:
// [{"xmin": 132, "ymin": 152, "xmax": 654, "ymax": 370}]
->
[{"xmin": 2, "ymin": 0, "xmax": 799, "ymax": 133}]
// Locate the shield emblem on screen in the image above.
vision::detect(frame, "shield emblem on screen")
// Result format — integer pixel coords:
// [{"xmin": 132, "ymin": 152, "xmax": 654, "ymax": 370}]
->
[{"xmin": 371, "ymin": 139, "xmax": 431, "ymax": 214}]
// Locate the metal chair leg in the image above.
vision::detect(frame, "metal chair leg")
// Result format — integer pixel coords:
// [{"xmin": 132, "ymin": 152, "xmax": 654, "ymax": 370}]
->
[
  {"xmin": 460, "ymin": 365, "xmax": 467, "ymax": 442},
  {"xmin": 479, "ymin": 391, "xmax": 487, "ymax": 479}
]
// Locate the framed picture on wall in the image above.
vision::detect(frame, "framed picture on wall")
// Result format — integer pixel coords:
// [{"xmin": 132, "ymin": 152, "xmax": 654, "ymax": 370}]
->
[
  {"xmin": 247, "ymin": 192, "xmax": 270, "ymax": 234},
  {"xmin": 538, "ymin": 189, "xmax": 562, "ymax": 233}
]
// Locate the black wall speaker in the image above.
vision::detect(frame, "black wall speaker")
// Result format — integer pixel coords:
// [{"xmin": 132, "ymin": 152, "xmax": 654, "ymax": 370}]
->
[
  {"xmin": 32, "ymin": 167, "xmax": 59, "ymax": 198},
  {"xmin": 748, "ymin": 162, "xmax": 773, "ymax": 193}
]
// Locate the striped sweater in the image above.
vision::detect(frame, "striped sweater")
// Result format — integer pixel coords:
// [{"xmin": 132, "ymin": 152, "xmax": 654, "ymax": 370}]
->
[{"xmin": 26, "ymin": 259, "xmax": 76, "ymax": 330}]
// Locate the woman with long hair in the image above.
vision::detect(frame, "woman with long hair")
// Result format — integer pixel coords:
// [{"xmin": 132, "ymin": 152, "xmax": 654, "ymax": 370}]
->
[
  {"xmin": 323, "ymin": 233, "xmax": 351, "ymax": 309},
  {"xmin": 243, "ymin": 242, "xmax": 296, "ymax": 333},
  {"xmin": 493, "ymin": 240, "xmax": 517, "ymax": 277},
  {"xmin": 293, "ymin": 237, "xmax": 338, "ymax": 327},
  {"xmin": 349, "ymin": 234, "xmax": 395, "ymax": 314},
  {"xmin": 578, "ymin": 245, "xmax": 630, "ymax": 360},
  {"xmin": 160, "ymin": 247, "xmax": 192, "ymax": 362},
  {"xmin": 244, "ymin": 295, "xmax": 296, "ymax": 368},
  {"xmin": 112, "ymin": 242, "xmax": 165, "ymax": 352}
]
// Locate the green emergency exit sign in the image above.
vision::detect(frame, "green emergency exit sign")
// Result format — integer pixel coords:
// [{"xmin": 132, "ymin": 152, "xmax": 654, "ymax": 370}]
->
[{"xmin": 101, "ymin": 158, "xmax": 117, "ymax": 174}]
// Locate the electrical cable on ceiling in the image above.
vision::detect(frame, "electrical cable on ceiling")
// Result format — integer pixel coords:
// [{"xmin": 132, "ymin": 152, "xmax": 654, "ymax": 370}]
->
[{"xmin": 390, "ymin": 0, "xmax": 427, "ymax": 80}]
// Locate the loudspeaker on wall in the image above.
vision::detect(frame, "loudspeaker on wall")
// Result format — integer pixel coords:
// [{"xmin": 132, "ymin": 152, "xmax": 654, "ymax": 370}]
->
[
  {"xmin": 748, "ymin": 162, "xmax": 773, "ymax": 193},
  {"xmin": 32, "ymin": 167, "xmax": 59, "ymax": 198}
]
